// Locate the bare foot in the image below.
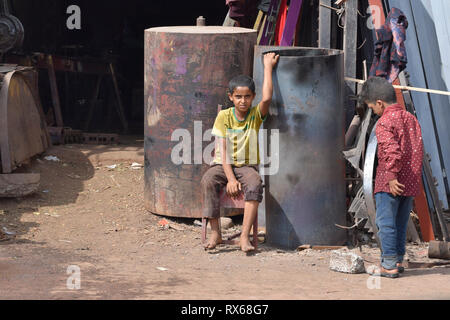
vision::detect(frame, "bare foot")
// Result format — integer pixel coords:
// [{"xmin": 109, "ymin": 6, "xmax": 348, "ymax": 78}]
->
[
  {"xmin": 204, "ymin": 231, "xmax": 222, "ymax": 250},
  {"xmin": 239, "ymin": 236, "xmax": 255, "ymax": 252}
]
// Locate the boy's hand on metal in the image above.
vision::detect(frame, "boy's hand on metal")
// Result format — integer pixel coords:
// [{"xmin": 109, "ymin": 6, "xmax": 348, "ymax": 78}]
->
[
  {"xmin": 389, "ymin": 179, "xmax": 405, "ymax": 196},
  {"xmin": 264, "ymin": 52, "xmax": 280, "ymax": 68},
  {"xmin": 227, "ymin": 180, "xmax": 242, "ymax": 198}
]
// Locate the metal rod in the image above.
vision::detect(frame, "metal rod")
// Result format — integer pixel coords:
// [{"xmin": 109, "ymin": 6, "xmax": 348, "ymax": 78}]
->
[
  {"xmin": 319, "ymin": 2, "xmax": 338, "ymax": 12},
  {"xmin": 346, "ymin": 77, "xmax": 450, "ymax": 97}
]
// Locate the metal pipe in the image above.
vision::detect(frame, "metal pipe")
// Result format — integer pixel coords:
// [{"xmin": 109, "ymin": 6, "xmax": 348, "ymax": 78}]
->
[
  {"xmin": 345, "ymin": 114, "xmax": 361, "ymax": 148},
  {"xmin": 196, "ymin": 16, "xmax": 205, "ymax": 26}
]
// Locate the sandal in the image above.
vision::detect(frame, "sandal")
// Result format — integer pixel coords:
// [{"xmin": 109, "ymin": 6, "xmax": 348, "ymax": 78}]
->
[
  {"xmin": 368, "ymin": 266, "xmax": 399, "ymax": 278},
  {"xmin": 379, "ymin": 270, "xmax": 399, "ymax": 278}
]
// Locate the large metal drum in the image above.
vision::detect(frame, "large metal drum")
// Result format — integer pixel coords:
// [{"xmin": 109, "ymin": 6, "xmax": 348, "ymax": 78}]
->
[
  {"xmin": 253, "ymin": 46, "xmax": 347, "ymax": 249},
  {"xmin": 0, "ymin": 69, "xmax": 47, "ymax": 173},
  {"xmin": 144, "ymin": 26, "xmax": 256, "ymax": 218}
]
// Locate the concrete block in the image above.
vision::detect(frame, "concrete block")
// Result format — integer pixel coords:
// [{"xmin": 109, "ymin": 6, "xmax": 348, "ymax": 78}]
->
[{"xmin": 329, "ymin": 248, "xmax": 365, "ymax": 274}]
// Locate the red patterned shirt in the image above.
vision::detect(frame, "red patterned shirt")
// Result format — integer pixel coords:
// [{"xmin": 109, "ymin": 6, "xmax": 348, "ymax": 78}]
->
[{"xmin": 374, "ymin": 104, "xmax": 424, "ymax": 196}]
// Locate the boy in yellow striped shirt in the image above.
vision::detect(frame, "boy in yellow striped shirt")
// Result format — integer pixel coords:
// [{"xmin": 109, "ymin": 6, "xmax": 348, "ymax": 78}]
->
[{"xmin": 201, "ymin": 52, "xmax": 279, "ymax": 252}]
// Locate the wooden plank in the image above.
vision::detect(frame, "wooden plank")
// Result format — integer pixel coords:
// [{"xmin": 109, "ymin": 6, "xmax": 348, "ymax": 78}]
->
[
  {"xmin": 319, "ymin": 0, "xmax": 332, "ymax": 48},
  {"xmin": 253, "ymin": 10, "xmax": 264, "ymax": 30},
  {"xmin": 109, "ymin": 63, "xmax": 129, "ymax": 132},
  {"xmin": 259, "ymin": 0, "xmax": 282, "ymax": 45},
  {"xmin": 0, "ymin": 173, "xmax": 40, "ymax": 197},
  {"xmin": 280, "ymin": 0, "xmax": 303, "ymax": 46},
  {"xmin": 84, "ymin": 75, "xmax": 103, "ymax": 131},
  {"xmin": 47, "ymin": 55, "xmax": 64, "ymax": 127},
  {"xmin": 257, "ymin": 14, "xmax": 267, "ymax": 44}
]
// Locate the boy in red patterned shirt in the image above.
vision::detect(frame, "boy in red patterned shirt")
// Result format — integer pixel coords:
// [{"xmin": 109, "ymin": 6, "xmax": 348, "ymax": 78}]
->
[{"xmin": 359, "ymin": 77, "xmax": 424, "ymax": 278}]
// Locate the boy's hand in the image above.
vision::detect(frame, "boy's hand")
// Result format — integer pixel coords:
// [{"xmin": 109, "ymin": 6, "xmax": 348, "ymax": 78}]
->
[
  {"xmin": 389, "ymin": 179, "xmax": 405, "ymax": 196},
  {"xmin": 226, "ymin": 179, "xmax": 242, "ymax": 198},
  {"xmin": 263, "ymin": 52, "xmax": 280, "ymax": 69},
  {"xmin": 259, "ymin": 52, "xmax": 279, "ymax": 117}
]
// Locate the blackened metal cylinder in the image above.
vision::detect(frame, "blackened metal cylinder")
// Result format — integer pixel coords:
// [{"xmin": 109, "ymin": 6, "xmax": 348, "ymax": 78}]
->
[
  {"xmin": 144, "ymin": 26, "xmax": 256, "ymax": 218},
  {"xmin": 253, "ymin": 46, "xmax": 346, "ymax": 248},
  {"xmin": 428, "ymin": 240, "xmax": 450, "ymax": 260}
]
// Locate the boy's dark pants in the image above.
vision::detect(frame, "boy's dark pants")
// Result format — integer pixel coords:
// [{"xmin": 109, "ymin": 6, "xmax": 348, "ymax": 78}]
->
[
  {"xmin": 375, "ymin": 192, "xmax": 414, "ymax": 270},
  {"xmin": 201, "ymin": 164, "xmax": 263, "ymax": 218}
]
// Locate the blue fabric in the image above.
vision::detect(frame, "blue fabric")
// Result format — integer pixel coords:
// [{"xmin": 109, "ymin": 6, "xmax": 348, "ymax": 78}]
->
[{"xmin": 375, "ymin": 192, "xmax": 413, "ymax": 269}]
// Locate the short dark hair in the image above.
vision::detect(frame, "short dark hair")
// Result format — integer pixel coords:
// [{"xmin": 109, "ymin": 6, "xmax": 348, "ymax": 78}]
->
[
  {"xmin": 358, "ymin": 76, "xmax": 397, "ymax": 105},
  {"xmin": 228, "ymin": 75, "xmax": 256, "ymax": 94}
]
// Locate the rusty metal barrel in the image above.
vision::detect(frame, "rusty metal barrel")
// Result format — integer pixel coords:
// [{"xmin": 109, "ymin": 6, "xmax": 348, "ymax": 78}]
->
[
  {"xmin": 253, "ymin": 46, "xmax": 347, "ymax": 249},
  {"xmin": 144, "ymin": 26, "xmax": 256, "ymax": 218}
]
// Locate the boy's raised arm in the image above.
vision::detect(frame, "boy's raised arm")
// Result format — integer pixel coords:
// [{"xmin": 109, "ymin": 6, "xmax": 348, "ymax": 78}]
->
[{"xmin": 259, "ymin": 52, "xmax": 279, "ymax": 117}]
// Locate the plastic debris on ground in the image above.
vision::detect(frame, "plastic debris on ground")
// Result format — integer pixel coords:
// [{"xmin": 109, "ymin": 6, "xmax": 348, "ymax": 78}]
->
[
  {"xmin": 156, "ymin": 267, "xmax": 168, "ymax": 271},
  {"xmin": 194, "ymin": 220, "xmax": 202, "ymax": 227},
  {"xmin": 44, "ymin": 156, "xmax": 60, "ymax": 162},
  {"xmin": 44, "ymin": 212, "xmax": 60, "ymax": 218},
  {"xmin": 158, "ymin": 218, "xmax": 170, "ymax": 230},
  {"xmin": 130, "ymin": 162, "xmax": 143, "ymax": 169},
  {"xmin": 2, "ymin": 227, "xmax": 16, "ymax": 236}
]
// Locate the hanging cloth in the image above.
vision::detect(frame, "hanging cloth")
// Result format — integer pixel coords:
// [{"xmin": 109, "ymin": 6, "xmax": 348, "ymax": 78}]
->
[
  {"xmin": 257, "ymin": 0, "xmax": 271, "ymax": 13},
  {"xmin": 226, "ymin": 0, "xmax": 259, "ymax": 28},
  {"xmin": 369, "ymin": 7, "xmax": 408, "ymax": 83}
]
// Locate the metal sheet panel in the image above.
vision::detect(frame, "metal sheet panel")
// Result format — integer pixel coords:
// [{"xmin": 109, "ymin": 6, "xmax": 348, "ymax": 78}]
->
[
  {"xmin": 0, "ymin": 71, "xmax": 45, "ymax": 173},
  {"xmin": 253, "ymin": 46, "xmax": 347, "ymax": 249},
  {"xmin": 410, "ymin": 0, "xmax": 450, "ymax": 205},
  {"xmin": 429, "ymin": 0, "xmax": 450, "ymax": 99},
  {"xmin": 387, "ymin": 0, "xmax": 449, "ymax": 209}
]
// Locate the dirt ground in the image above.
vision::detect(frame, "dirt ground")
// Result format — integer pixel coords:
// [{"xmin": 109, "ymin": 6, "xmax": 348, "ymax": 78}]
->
[{"xmin": 1, "ymin": 137, "xmax": 450, "ymax": 300}]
